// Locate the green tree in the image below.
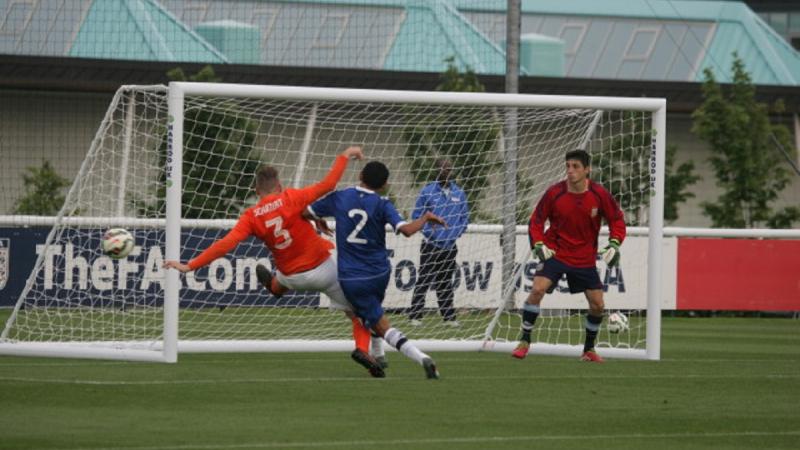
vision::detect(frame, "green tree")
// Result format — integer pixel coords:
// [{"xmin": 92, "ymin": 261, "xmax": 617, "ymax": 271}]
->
[
  {"xmin": 402, "ymin": 57, "xmax": 500, "ymax": 222},
  {"xmin": 664, "ymin": 144, "xmax": 700, "ymax": 223},
  {"xmin": 13, "ymin": 160, "xmax": 70, "ymax": 215},
  {"xmin": 138, "ymin": 66, "xmax": 260, "ymax": 219},
  {"xmin": 594, "ymin": 113, "xmax": 699, "ymax": 225},
  {"xmin": 692, "ymin": 55, "xmax": 799, "ymax": 228},
  {"xmin": 166, "ymin": 65, "xmax": 221, "ymax": 84}
]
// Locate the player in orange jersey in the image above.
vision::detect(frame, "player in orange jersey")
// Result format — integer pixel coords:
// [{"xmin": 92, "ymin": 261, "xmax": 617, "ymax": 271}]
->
[{"xmin": 163, "ymin": 146, "xmax": 387, "ymax": 377}]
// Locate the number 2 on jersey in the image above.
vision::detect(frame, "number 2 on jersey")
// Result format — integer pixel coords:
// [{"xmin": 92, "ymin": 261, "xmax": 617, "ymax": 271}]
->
[
  {"xmin": 347, "ymin": 209, "xmax": 368, "ymax": 244},
  {"xmin": 265, "ymin": 217, "xmax": 293, "ymax": 249}
]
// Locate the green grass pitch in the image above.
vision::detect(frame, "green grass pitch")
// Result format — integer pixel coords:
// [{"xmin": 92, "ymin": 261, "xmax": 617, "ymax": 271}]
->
[{"xmin": 0, "ymin": 317, "xmax": 798, "ymax": 450}]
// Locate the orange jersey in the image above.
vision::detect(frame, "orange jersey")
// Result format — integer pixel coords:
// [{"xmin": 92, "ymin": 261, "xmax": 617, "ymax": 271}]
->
[{"xmin": 188, "ymin": 155, "xmax": 348, "ymax": 275}]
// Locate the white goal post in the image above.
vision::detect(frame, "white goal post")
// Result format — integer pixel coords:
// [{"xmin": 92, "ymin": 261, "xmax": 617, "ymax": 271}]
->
[{"xmin": 0, "ymin": 82, "xmax": 666, "ymax": 362}]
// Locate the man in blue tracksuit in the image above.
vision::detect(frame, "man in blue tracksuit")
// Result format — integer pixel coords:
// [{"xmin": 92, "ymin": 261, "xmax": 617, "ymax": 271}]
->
[{"xmin": 408, "ymin": 159, "xmax": 469, "ymax": 326}]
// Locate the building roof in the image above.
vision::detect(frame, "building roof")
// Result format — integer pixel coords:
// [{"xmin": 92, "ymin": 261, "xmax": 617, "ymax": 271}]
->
[
  {"xmin": 1, "ymin": 0, "xmax": 798, "ymax": 86},
  {"xmin": 68, "ymin": 0, "xmax": 227, "ymax": 63},
  {"xmin": 383, "ymin": 0, "xmax": 506, "ymax": 74},
  {"xmin": 456, "ymin": 0, "xmax": 799, "ymax": 85},
  {"xmin": 702, "ymin": 4, "xmax": 800, "ymax": 84}
]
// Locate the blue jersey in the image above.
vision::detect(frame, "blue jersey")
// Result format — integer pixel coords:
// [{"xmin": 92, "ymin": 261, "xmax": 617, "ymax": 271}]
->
[
  {"xmin": 309, "ymin": 186, "xmax": 406, "ymax": 280},
  {"xmin": 412, "ymin": 181, "xmax": 469, "ymax": 249}
]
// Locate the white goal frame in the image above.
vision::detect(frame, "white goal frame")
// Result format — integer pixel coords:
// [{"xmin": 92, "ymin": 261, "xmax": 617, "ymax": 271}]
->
[
  {"xmin": 169, "ymin": 83, "xmax": 666, "ymax": 361},
  {"xmin": 0, "ymin": 82, "xmax": 666, "ymax": 362}
]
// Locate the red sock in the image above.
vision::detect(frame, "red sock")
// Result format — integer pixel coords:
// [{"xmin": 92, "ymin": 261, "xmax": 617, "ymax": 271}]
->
[{"xmin": 351, "ymin": 317, "xmax": 370, "ymax": 353}]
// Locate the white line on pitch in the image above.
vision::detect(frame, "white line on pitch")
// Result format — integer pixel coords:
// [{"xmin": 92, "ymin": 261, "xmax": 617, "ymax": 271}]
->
[
  {"xmin": 55, "ymin": 430, "xmax": 800, "ymax": 450},
  {"xmin": 1, "ymin": 356, "xmax": 797, "ymax": 368},
  {"xmin": 1, "ymin": 372, "xmax": 798, "ymax": 385}
]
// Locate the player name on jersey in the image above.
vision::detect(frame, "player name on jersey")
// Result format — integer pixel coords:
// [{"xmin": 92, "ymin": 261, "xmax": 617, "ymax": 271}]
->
[{"xmin": 252, "ymin": 198, "xmax": 284, "ymax": 217}]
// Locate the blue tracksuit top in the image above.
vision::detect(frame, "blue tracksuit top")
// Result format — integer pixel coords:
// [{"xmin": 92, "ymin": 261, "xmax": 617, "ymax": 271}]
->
[{"xmin": 411, "ymin": 181, "xmax": 469, "ymax": 249}]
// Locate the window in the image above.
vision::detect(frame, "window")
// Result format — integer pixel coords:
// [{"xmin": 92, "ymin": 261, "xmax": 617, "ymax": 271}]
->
[
  {"xmin": 769, "ymin": 12, "xmax": 789, "ymax": 35},
  {"xmin": 791, "ymin": 12, "xmax": 800, "ymax": 33}
]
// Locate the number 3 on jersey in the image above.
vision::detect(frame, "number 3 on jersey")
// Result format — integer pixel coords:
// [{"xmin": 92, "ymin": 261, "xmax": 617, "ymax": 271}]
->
[
  {"xmin": 347, "ymin": 209, "xmax": 368, "ymax": 244},
  {"xmin": 265, "ymin": 217, "xmax": 293, "ymax": 249}
]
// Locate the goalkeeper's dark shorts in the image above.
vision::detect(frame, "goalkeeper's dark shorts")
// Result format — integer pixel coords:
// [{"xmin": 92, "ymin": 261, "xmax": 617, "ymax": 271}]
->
[{"xmin": 535, "ymin": 257, "xmax": 603, "ymax": 294}]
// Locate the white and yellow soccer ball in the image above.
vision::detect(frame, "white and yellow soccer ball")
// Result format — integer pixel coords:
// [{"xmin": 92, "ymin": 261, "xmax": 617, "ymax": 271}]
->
[
  {"xmin": 101, "ymin": 228, "xmax": 135, "ymax": 259},
  {"xmin": 607, "ymin": 311, "xmax": 629, "ymax": 334}
]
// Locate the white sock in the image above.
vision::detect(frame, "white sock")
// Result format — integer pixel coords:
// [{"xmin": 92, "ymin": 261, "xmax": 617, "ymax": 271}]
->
[
  {"xmin": 384, "ymin": 327, "xmax": 427, "ymax": 365},
  {"xmin": 370, "ymin": 335, "xmax": 385, "ymax": 358}
]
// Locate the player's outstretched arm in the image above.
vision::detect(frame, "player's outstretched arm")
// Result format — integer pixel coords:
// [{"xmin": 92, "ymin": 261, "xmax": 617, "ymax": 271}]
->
[
  {"xmin": 397, "ymin": 211, "xmax": 447, "ymax": 237},
  {"xmin": 163, "ymin": 260, "xmax": 191, "ymax": 273},
  {"xmin": 303, "ymin": 145, "xmax": 364, "ymax": 201},
  {"xmin": 340, "ymin": 145, "xmax": 364, "ymax": 161},
  {"xmin": 164, "ymin": 221, "xmax": 252, "ymax": 273}
]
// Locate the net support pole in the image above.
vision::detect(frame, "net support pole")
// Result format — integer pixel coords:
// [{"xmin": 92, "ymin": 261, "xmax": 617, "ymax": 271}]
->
[
  {"xmin": 293, "ymin": 103, "xmax": 318, "ymax": 188},
  {"xmin": 506, "ymin": 0, "xmax": 520, "ymax": 95},
  {"xmin": 116, "ymin": 90, "xmax": 135, "ymax": 216},
  {"xmin": 164, "ymin": 84, "xmax": 184, "ymax": 363},
  {"xmin": 646, "ymin": 101, "xmax": 667, "ymax": 360},
  {"xmin": 580, "ymin": 111, "xmax": 603, "ymax": 149},
  {"xmin": 501, "ymin": 0, "xmax": 521, "ymax": 293}
]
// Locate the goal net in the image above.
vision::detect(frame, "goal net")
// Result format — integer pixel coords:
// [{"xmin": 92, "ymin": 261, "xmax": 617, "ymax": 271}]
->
[{"xmin": 0, "ymin": 83, "xmax": 665, "ymax": 362}]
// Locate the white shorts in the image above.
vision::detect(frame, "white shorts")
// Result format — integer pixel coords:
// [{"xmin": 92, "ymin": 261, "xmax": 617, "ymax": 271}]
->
[{"xmin": 276, "ymin": 256, "xmax": 352, "ymax": 312}]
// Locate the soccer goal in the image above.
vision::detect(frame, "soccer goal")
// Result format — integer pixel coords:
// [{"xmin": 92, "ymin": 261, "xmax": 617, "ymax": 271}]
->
[{"xmin": 0, "ymin": 82, "xmax": 665, "ymax": 362}]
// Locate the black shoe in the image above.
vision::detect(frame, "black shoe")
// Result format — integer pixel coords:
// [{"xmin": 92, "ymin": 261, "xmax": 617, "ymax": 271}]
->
[
  {"xmin": 422, "ymin": 357, "xmax": 439, "ymax": 380},
  {"xmin": 256, "ymin": 264, "xmax": 281, "ymax": 298},
  {"xmin": 351, "ymin": 349, "xmax": 386, "ymax": 378},
  {"xmin": 374, "ymin": 355, "xmax": 389, "ymax": 369}
]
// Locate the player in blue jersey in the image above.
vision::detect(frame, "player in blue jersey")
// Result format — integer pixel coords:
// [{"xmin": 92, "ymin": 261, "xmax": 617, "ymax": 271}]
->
[
  {"xmin": 408, "ymin": 158, "xmax": 469, "ymax": 326},
  {"xmin": 308, "ymin": 161, "xmax": 446, "ymax": 379}
]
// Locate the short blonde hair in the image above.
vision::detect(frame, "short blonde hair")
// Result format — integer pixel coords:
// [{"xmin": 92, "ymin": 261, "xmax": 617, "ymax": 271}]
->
[{"xmin": 255, "ymin": 165, "xmax": 279, "ymax": 194}]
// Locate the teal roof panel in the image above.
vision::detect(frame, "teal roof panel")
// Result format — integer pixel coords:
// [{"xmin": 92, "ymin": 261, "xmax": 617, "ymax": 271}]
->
[
  {"xmin": 5, "ymin": 0, "xmax": 796, "ymax": 86},
  {"xmin": 383, "ymin": 0, "xmax": 506, "ymax": 74},
  {"xmin": 696, "ymin": 3, "xmax": 800, "ymax": 84},
  {"xmin": 69, "ymin": 0, "xmax": 228, "ymax": 63},
  {"xmin": 458, "ymin": 0, "xmax": 799, "ymax": 86}
]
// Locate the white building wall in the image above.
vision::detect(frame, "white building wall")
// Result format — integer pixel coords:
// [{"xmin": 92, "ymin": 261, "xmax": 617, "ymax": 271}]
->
[
  {"xmin": 668, "ymin": 114, "xmax": 800, "ymax": 227},
  {"xmin": 0, "ymin": 90, "xmax": 111, "ymax": 214}
]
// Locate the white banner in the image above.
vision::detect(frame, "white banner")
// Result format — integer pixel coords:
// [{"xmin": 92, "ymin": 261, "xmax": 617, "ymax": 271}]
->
[
  {"xmin": 379, "ymin": 232, "xmax": 677, "ymax": 310},
  {"xmin": 12, "ymin": 227, "xmax": 677, "ymax": 311}
]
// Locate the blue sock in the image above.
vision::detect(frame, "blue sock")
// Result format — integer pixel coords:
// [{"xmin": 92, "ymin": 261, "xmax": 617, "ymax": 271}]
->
[
  {"xmin": 584, "ymin": 314, "xmax": 603, "ymax": 352},
  {"xmin": 520, "ymin": 303, "xmax": 540, "ymax": 343}
]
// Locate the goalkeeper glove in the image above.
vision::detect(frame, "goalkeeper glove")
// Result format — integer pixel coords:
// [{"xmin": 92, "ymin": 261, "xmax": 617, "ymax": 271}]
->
[
  {"xmin": 533, "ymin": 242, "xmax": 555, "ymax": 262},
  {"xmin": 600, "ymin": 239, "xmax": 621, "ymax": 267}
]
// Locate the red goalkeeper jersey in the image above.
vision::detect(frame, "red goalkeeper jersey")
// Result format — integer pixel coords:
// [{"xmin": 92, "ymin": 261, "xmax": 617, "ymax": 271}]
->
[
  {"xmin": 188, "ymin": 155, "xmax": 348, "ymax": 275},
  {"xmin": 528, "ymin": 180, "xmax": 626, "ymax": 268}
]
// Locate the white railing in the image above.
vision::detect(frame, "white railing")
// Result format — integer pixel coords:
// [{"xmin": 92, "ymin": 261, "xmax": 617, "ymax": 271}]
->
[{"xmin": 2, "ymin": 215, "xmax": 798, "ymax": 239}]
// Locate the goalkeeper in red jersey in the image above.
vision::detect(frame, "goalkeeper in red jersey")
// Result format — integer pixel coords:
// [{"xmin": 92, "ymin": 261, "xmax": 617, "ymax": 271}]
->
[
  {"xmin": 163, "ymin": 146, "xmax": 388, "ymax": 377},
  {"xmin": 512, "ymin": 149, "xmax": 626, "ymax": 363}
]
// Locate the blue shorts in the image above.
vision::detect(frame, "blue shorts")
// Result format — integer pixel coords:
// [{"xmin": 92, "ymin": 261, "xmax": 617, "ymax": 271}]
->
[
  {"xmin": 338, "ymin": 271, "xmax": 390, "ymax": 329},
  {"xmin": 535, "ymin": 258, "xmax": 603, "ymax": 294}
]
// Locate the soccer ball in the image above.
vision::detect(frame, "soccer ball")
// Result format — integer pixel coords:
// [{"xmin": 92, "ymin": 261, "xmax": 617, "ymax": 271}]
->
[
  {"xmin": 101, "ymin": 228, "xmax": 135, "ymax": 259},
  {"xmin": 607, "ymin": 312, "xmax": 629, "ymax": 334}
]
